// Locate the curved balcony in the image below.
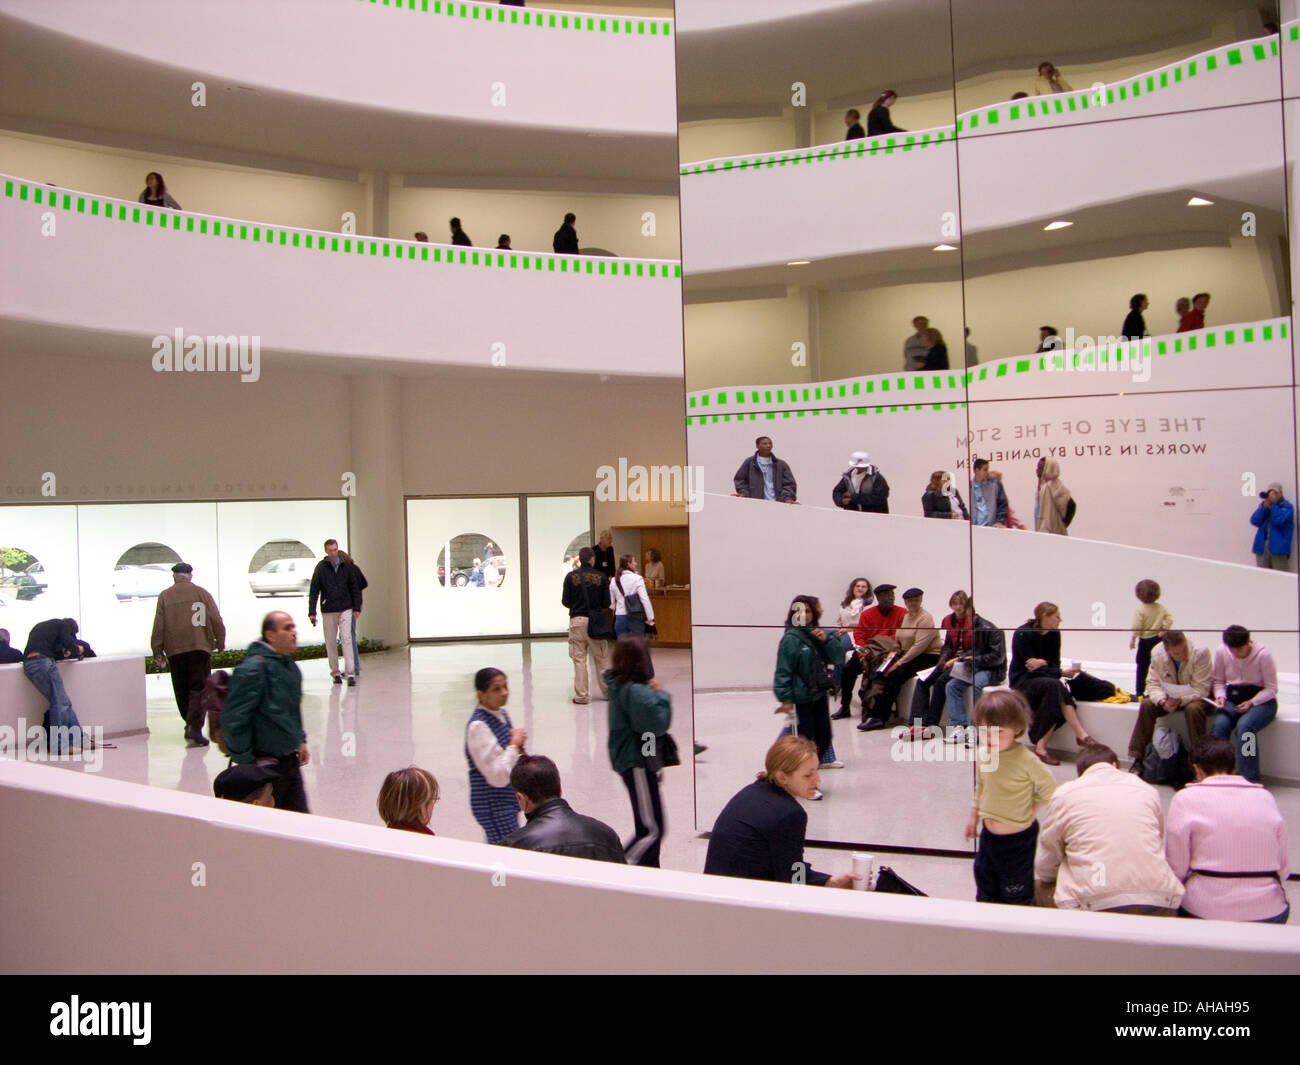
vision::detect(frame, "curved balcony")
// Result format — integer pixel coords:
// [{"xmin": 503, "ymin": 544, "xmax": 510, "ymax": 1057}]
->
[{"xmin": 0, "ymin": 175, "xmax": 683, "ymax": 377}]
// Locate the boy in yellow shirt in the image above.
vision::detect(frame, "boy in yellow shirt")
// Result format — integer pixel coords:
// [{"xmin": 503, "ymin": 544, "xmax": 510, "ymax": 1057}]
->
[{"xmin": 966, "ymin": 690, "xmax": 1057, "ymax": 904}]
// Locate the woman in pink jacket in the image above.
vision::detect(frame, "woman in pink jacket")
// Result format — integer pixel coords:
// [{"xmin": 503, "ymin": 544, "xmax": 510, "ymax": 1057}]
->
[{"xmin": 1166, "ymin": 737, "xmax": 1289, "ymax": 923}]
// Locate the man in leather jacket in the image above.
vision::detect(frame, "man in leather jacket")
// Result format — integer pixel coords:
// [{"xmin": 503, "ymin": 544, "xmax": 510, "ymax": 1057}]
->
[{"xmin": 499, "ymin": 755, "xmax": 626, "ymax": 863}]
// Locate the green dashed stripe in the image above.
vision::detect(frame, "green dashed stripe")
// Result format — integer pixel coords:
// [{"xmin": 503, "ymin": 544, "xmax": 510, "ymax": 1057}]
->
[
  {"xmin": 4, "ymin": 178, "xmax": 680, "ymax": 283},
  {"xmin": 361, "ymin": 0, "xmax": 670, "ymax": 36},
  {"xmin": 683, "ymin": 32, "xmax": 1285, "ymax": 176},
  {"xmin": 685, "ymin": 403, "xmax": 967, "ymax": 426},
  {"xmin": 685, "ymin": 325, "xmax": 1286, "ymax": 413}
]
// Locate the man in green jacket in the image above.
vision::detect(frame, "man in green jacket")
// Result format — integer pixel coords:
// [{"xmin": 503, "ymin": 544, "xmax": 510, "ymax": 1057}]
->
[{"xmin": 221, "ymin": 611, "xmax": 310, "ymax": 813}]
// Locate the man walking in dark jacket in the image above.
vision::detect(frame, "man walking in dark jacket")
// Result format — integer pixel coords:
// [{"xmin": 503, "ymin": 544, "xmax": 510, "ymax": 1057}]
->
[
  {"xmin": 553, "ymin": 212, "xmax": 579, "ymax": 254},
  {"xmin": 561, "ymin": 546, "xmax": 613, "ymax": 704},
  {"xmin": 500, "ymin": 755, "xmax": 625, "ymax": 862},
  {"xmin": 308, "ymin": 539, "xmax": 362, "ymax": 685},
  {"xmin": 832, "ymin": 451, "xmax": 889, "ymax": 513},
  {"xmin": 734, "ymin": 436, "xmax": 797, "ymax": 502},
  {"xmin": 222, "ymin": 611, "xmax": 310, "ymax": 812}
]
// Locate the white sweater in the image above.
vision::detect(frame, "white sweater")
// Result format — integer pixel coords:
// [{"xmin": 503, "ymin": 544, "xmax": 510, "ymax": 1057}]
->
[{"xmin": 610, "ymin": 572, "xmax": 655, "ymax": 623}]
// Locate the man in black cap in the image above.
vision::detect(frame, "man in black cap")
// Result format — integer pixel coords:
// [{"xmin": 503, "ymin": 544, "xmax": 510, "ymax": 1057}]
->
[
  {"xmin": 859, "ymin": 587, "xmax": 940, "ymax": 731},
  {"xmin": 151, "ymin": 562, "xmax": 226, "ymax": 747},
  {"xmin": 0, "ymin": 628, "xmax": 24, "ymax": 663},
  {"xmin": 213, "ymin": 763, "xmax": 279, "ymax": 806}
]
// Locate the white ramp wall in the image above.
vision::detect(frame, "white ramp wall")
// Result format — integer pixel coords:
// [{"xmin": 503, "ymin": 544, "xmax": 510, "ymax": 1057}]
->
[{"xmin": 3, "ymin": 760, "xmax": 1296, "ymax": 974}]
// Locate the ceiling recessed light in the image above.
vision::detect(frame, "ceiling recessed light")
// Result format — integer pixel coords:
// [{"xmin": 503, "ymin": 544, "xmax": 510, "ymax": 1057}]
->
[
  {"xmin": 1187, "ymin": 196, "xmax": 1214, "ymax": 206},
  {"xmin": 1043, "ymin": 220, "xmax": 1073, "ymax": 231},
  {"xmin": 786, "ymin": 260, "xmax": 810, "ymax": 266},
  {"xmin": 933, "ymin": 243, "xmax": 958, "ymax": 251}
]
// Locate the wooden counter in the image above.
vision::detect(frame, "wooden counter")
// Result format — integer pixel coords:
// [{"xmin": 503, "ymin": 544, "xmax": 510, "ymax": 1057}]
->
[{"xmin": 647, "ymin": 588, "xmax": 691, "ymax": 648}]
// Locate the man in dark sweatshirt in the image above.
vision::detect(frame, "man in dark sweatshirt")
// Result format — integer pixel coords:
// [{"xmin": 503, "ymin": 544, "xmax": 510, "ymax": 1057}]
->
[
  {"xmin": 553, "ymin": 212, "xmax": 579, "ymax": 254},
  {"xmin": 308, "ymin": 539, "xmax": 362, "ymax": 685},
  {"xmin": 22, "ymin": 617, "xmax": 88, "ymax": 752}
]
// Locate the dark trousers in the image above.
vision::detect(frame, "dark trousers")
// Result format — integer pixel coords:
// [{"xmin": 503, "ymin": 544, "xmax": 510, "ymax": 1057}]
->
[
  {"xmin": 795, "ymin": 694, "xmax": 833, "ymax": 762},
  {"xmin": 910, "ymin": 666, "xmax": 950, "ymax": 728},
  {"xmin": 1127, "ymin": 697, "xmax": 1209, "ymax": 761},
  {"xmin": 870, "ymin": 654, "xmax": 939, "ymax": 720},
  {"xmin": 621, "ymin": 766, "xmax": 664, "ymax": 867},
  {"xmin": 169, "ymin": 649, "xmax": 211, "ymax": 737},
  {"xmin": 839, "ymin": 654, "xmax": 864, "ymax": 714},
  {"xmin": 974, "ymin": 822, "xmax": 1038, "ymax": 904},
  {"xmin": 1020, "ymin": 676, "xmax": 1074, "ymax": 745},
  {"xmin": 1134, "ymin": 636, "xmax": 1160, "ymax": 696},
  {"xmin": 261, "ymin": 753, "xmax": 309, "ymax": 813}
]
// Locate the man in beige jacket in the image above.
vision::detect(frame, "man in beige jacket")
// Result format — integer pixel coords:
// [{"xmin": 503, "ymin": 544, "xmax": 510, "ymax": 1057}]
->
[
  {"xmin": 1034, "ymin": 744, "xmax": 1184, "ymax": 914},
  {"xmin": 1127, "ymin": 630, "xmax": 1212, "ymax": 768},
  {"xmin": 151, "ymin": 562, "xmax": 226, "ymax": 747}
]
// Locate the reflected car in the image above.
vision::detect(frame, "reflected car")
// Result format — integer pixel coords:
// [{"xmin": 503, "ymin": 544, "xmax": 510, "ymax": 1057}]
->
[
  {"xmin": 248, "ymin": 557, "xmax": 315, "ymax": 597},
  {"xmin": 112, "ymin": 563, "xmax": 174, "ymax": 600},
  {"xmin": 0, "ymin": 571, "xmax": 46, "ymax": 600}
]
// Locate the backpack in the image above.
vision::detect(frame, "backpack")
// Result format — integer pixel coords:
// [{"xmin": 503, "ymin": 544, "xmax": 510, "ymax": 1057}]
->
[
  {"xmin": 200, "ymin": 669, "xmax": 231, "ymax": 755},
  {"xmin": 618, "ymin": 574, "xmax": 646, "ymax": 621},
  {"xmin": 1067, "ymin": 671, "xmax": 1116, "ymax": 701},
  {"xmin": 1140, "ymin": 725, "xmax": 1194, "ymax": 789}
]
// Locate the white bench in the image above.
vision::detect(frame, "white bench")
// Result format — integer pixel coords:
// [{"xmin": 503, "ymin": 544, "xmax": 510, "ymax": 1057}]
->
[{"xmin": 0, "ymin": 656, "xmax": 147, "ymax": 739}]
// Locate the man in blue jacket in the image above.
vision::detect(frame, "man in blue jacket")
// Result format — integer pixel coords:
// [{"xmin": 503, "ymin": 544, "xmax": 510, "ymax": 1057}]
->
[
  {"xmin": 1251, "ymin": 482, "xmax": 1294, "ymax": 570},
  {"xmin": 308, "ymin": 539, "xmax": 362, "ymax": 685},
  {"xmin": 221, "ymin": 611, "xmax": 309, "ymax": 813}
]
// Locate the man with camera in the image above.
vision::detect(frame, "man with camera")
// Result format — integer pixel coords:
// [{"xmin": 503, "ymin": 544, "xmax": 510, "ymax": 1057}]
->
[{"xmin": 1250, "ymin": 481, "xmax": 1294, "ymax": 570}]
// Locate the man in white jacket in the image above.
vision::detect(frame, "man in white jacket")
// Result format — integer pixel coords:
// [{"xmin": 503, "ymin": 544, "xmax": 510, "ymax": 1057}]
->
[{"xmin": 1034, "ymin": 744, "xmax": 1184, "ymax": 914}]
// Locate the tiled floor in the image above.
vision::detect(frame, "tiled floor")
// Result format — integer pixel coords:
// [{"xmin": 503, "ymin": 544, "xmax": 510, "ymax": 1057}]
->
[{"xmin": 34, "ymin": 640, "xmax": 1299, "ymax": 914}]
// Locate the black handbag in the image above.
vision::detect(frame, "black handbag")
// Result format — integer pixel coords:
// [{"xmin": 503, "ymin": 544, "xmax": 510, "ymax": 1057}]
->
[
  {"xmin": 1225, "ymin": 683, "xmax": 1263, "ymax": 707},
  {"xmin": 618, "ymin": 574, "xmax": 646, "ymax": 620},
  {"xmin": 1068, "ymin": 671, "xmax": 1116, "ymax": 701},
  {"xmin": 645, "ymin": 732, "xmax": 681, "ymax": 772},
  {"xmin": 874, "ymin": 866, "xmax": 927, "ymax": 896}
]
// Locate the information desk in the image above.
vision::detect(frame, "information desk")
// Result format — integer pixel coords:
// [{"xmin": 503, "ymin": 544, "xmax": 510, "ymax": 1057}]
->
[
  {"xmin": 0, "ymin": 656, "xmax": 147, "ymax": 739},
  {"xmin": 647, "ymin": 588, "xmax": 691, "ymax": 647}
]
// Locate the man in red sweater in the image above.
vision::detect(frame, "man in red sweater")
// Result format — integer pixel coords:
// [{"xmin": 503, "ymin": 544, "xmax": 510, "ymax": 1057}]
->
[{"xmin": 833, "ymin": 585, "xmax": 907, "ymax": 720}]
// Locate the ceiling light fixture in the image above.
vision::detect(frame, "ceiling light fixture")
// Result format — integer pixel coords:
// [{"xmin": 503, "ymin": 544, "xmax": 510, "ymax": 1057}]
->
[
  {"xmin": 1187, "ymin": 196, "xmax": 1214, "ymax": 206},
  {"xmin": 1043, "ymin": 220, "xmax": 1073, "ymax": 231},
  {"xmin": 933, "ymin": 244, "xmax": 958, "ymax": 251},
  {"xmin": 786, "ymin": 260, "xmax": 811, "ymax": 266}
]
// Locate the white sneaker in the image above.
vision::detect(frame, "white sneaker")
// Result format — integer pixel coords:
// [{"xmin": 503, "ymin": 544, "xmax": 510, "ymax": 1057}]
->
[
  {"xmin": 810, "ymin": 789, "xmax": 825, "ymax": 801},
  {"xmin": 819, "ymin": 760, "xmax": 845, "ymax": 769},
  {"xmin": 944, "ymin": 726, "xmax": 965, "ymax": 745}
]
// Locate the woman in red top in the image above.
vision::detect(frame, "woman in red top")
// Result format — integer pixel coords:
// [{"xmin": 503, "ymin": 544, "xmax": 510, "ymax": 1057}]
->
[
  {"xmin": 906, "ymin": 590, "xmax": 973, "ymax": 738},
  {"xmin": 378, "ymin": 766, "xmax": 439, "ymax": 835}
]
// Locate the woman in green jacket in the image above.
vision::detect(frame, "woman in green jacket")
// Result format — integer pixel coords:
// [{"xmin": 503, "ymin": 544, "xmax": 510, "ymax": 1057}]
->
[
  {"xmin": 606, "ymin": 636, "xmax": 672, "ymax": 867},
  {"xmin": 775, "ymin": 596, "xmax": 842, "ymax": 794}
]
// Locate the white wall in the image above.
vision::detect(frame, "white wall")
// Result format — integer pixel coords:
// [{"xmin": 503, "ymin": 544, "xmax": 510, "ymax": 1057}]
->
[
  {"xmin": 0, "ymin": 0, "xmax": 678, "ymax": 136},
  {"xmin": 0, "ymin": 178, "xmax": 683, "ymax": 377},
  {"xmin": 6, "ymin": 760, "xmax": 1296, "ymax": 973},
  {"xmin": 684, "ymin": 290, "xmax": 810, "ymax": 389},
  {"xmin": 390, "ymin": 183, "xmax": 679, "ymax": 259},
  {"xmin": 0, "ymin": 132, "xmax": 367, "ymax": 234},
  {"xmin": 685, "ymin": 387, "xmax": 1300, "ymax": 572}
]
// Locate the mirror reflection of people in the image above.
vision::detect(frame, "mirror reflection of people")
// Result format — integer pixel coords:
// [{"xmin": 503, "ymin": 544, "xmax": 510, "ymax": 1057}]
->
[
  {"xmin": 1174, "ymin": 296, "xmax": 1190, "ymax": 330},
  {"xmin": 449, "ymin": 216, "xmax": 472, "ymax": 247},
  {"xmin": 553, "ymin": 212, "xmax": 579, "ymax": 255},
  {"xmin": 705, "ymin": 737, "xmax": 860, "ymax": 888},
  {"xmin": 1036, "ymin": 459, "xmax": 1073, "ymax": 536},
  {"xmin": 469, "ymin": 559, "xmax": 485, "ymax": 587},
  {"xmin": 139, "ymin": 171, "xmax": 181, "ymax": 209},
  {"xmin": 0, "ymin": 628, "xmax": 24, "ymax": 663},
  {"xmin": 495, "ymin": 234, "xmax": 512, "ymax": 250},
  {"xmin": 611, "ymin": 556, "xmax": 656, "ymax": 680},
  {"xmin": 971, "ymin": 459, "xmax": 1009, "ymax": 527},
  {"xmin": 832, "ymin": 451, "xmax": 889, "ymax": 513},
  {"xmin": 829, "ymin": 578, "xmax": 872, "ymax": 721},
  {"xmin": 733, "ymin": 436, "xmax": 797, "ymax": 503},
  {"xmin": 605, "ymin": 637, "xmax": 671, "ymax": 867},
  {"xmin": 774, "ymin": 595, "xmax": 840, "ymax": 779},
  {"xmin": 922, "ymin": 471, "xmax": 968, "ymax": 520},
  {"xmin": 1210, "ymin": 625, "xmax": 1277, "ymax": 784},
  {"xmin": 843, "ymin": 108, "xmax": 865, "ymax": 140},
  {"xmin": 1031, "ymin": 61, "xmax": 1072, "ymax": 95},
  {"xmin": 1121, "ymin": 293, "xmax": 1149, "ymax": 340},
  {"xmin": 466, "ymin": 667, "xmax": 526, "ymax": 844},
  {"xmin": 903, "ymin": 315, "xmax": 929, "ymax": 370},
  {"xmin": 1036, "ymin": 326, "xmax": 1061, "ymax": 353},
  {"xmin": 1009, "ymin": 602, "xmax": 1089, "ymax": 765},
  {"xmin": 921, "ymin": 327, "xmax": 949, "ymax": 370},
  {"xmin": 377, "ymin": 766, "xmax": 439, "ymax": 835},
  {"xmin": 1250, "ymin": 481, "xmax": 1294, "ymax": 570},
  {"xmin": 1177, "ymin": 292, "xmax": 1210, "ymax": 332},
  {"xmin": 867, "ymin": 90, "xmax": 905, "ymax": 135},
  {"xmin": 413, "ymin": 231, "xmax": 429, "ymax": 243}
]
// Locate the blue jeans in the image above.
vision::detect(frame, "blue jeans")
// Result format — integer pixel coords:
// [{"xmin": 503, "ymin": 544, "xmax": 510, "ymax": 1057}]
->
[
  {"xmin": 1210, "ymin": 698, "xmax": 1277, "ymax": 783},
  {"xmin": 23, "ymin": 657, "xmax": 84, "ymax": 753},
  {"xmin": 945, "ymin": 669, "xmax": 990, "ymax": 728},
  {"xmin": 350, "ymin": 614, "xmax": 360, "ymax": 674},
  {"xmin": 615, "ymin": 615, "xmax": 654, "ymax": 680}
]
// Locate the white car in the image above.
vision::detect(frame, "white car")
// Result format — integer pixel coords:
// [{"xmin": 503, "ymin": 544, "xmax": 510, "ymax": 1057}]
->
[
  {"xmin": 248, "ymin": 557, "xmax": 315, "ymax": 597},
  {"xmin": 112, "ymin": 563, "xmax": 174, "ymax": 600}
]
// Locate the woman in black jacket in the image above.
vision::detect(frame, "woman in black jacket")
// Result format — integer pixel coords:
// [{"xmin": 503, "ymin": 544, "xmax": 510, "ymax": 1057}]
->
[
  {"xmin": 922, "ymin": 327, "xmax": 949, "ymax": 370},
  {"xmin": 704, "ymin": 736, "xmax": 857, "ymax": 888},
  {"xmin": 922, "ymin": 471, "xmax": 969, "ymax": 520},
  {"xmin": 1009, "ymin": 601, "xmax": 1093, "ymax": 764},
  {"xmin": 867, "ymin": 90, "xmax": 905, "ymax": 136},
  {"xmin": 1121, "ymin": 293, "xmax": 1148, "ymax": 340}
]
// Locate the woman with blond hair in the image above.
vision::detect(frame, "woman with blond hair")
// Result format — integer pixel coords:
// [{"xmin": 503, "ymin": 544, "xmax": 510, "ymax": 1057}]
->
[
  {"xmin": 704, "ymin": 736, "xmax": 859, "ymax": 887},
  {"xmin": 377, "ymin": 766, "xmax": 440, "ymax": 835},
  {"xmin": 921, "ymin": 327, "xmax": 949, "ymax": 370}
]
